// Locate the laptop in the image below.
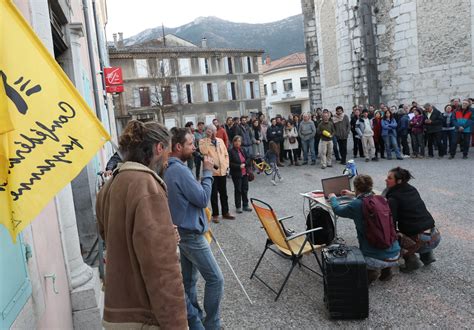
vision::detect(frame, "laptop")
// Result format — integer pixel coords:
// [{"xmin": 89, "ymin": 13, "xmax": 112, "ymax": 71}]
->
[{"xmin": 321, "ymin": 175, "xmax": 354, "ymax": 203}]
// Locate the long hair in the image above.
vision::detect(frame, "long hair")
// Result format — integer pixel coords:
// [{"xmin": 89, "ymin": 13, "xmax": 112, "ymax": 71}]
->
[
  {"xmin": 383, "ymin": 109, "xmax": 393, "ymax": 120},
  {"xmin": 269, "ymin": 141, "xmax": 279, "ymax": 154},
  {"xmin": 119, "ymin": 120, "xmax": 170, "ymax": 166}
]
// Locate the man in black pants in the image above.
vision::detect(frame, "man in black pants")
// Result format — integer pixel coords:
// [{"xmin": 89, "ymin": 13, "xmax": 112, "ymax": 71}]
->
[
  {"xmin": 423, "ymin": 103, "xmax": 443, "ymax": 158},
  {"xmin": 333, "ymin": 106, "xmax": 351, "ymax": 165},
  {"xmin": 199, "ymin": 124, "xmax": 235, "ymax": 223},
  {"xmin": 350, "ymin": 107, "xmax": 365, "ymax": 158}
]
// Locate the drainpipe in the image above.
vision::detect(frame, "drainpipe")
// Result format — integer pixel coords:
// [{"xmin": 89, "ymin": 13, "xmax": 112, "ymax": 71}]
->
[
  {"xmin": 82, "ymin": 0, "xmax": 102, "ymax": 121},
  {"xmin": 92, "ymin": 0, "xmax": 108, "ymax": 112}
]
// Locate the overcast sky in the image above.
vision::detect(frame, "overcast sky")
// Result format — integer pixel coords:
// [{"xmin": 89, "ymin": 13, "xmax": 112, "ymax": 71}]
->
[{"xmin": 106, "ymin": 0, "xmax": 302, "ymax": 40}]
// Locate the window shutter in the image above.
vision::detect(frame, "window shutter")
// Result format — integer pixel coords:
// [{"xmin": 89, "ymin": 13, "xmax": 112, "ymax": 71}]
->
[
  {"xmin": 202, "ymin": 83, "xmax": 208, "ymax": 102},
  {"xmin": 0, "ymin": 228, "xmax": 32, "ymax": 329},
  {"xmin": 226, "ymin": 82, "xmax": 232, "ymax": 100},
  {"xmin": 133, "ymin": 88, "xmax": 140, "ymax": 107},
  {"xmin": 171, "ymin": 84, "xmax": 178, "ymax": 104},
  {"xmin": 225, "ymin": 57, "xmax": 229, "ymax": 74},
  {"xmin": 199, "ymin": 58, "xmax": 206, "ymax": 75},
  {"xmin": 245, "ymin": 81, "xmax": 251, "ymax": 99},
  {"xmin": 212, "ymin": 83, "xmax": 218, "ymax": 101},
  {"xmin": 254, "ymin": 81, "xmax": 260, "ymax": 98}
]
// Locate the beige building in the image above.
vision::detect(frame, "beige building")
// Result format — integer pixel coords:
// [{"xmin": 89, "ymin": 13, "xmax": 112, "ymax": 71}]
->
[
  {"xmin": 109, "ymin": 35, "xmax": 265, "ymax": 131},
  {"xmin": 263, "ymin": 52, "xmax": 310, "ymax": 118}
]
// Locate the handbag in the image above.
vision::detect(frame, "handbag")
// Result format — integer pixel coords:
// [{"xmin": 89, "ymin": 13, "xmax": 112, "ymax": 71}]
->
[
  {"xmin": 248, "ymin": 171, "xmax": 255, "ymax": 182},
  {"xmin": 289, "ymin": 136, "xmax": 296, "ymax": 144}
]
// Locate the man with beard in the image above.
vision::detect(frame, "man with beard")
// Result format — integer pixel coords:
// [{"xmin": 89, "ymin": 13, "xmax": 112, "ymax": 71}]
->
[
  {"xmin": 96, "ymin": 120, "xmax": 187, "ymax": 329},
  {"xmin": 164, "ymin": 128, "xmax": 224, "ymax": 329}
]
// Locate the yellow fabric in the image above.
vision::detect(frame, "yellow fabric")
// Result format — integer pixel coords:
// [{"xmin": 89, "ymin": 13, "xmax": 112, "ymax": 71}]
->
[
  {"xmin": 0, "ymin": 0, "xmax": 110, "ymax": 241},
  {"xmin": 204, "ymin": 207, "xmax": 212, "ymax": 243}
]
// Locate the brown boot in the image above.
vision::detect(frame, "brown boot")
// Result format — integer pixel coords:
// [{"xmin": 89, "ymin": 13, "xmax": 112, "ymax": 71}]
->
[
  {"xmin": 367, "ymin": 269, "xmax": 380, "ymax": 284},
  {"xmin": 379, "ymin": 267, "xmax": 394, "ymax": 281}
]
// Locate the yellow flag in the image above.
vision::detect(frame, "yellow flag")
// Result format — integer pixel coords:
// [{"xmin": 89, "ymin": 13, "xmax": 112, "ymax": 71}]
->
[{"xmin": 0, "ymin": 0, "xmax": 110, "ymax": 241}]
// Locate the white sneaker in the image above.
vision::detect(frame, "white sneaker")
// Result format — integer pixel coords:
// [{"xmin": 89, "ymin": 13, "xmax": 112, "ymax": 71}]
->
[
  {"xmin": 271, "ymin": 179, "xmax": 277, "ymax": 186},
  {"xmin": 403, "ymin": 154, "xmax": 410, "ymax": 158},
  {"xmin": 279, "ymin": 177, "xmax": 284, "ymax": 182}
]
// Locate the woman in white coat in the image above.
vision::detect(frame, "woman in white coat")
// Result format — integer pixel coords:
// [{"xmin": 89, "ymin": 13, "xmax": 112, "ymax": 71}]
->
[{"xmin": 283, "ymin": 121, "xmax": 300, "ymax": 166}]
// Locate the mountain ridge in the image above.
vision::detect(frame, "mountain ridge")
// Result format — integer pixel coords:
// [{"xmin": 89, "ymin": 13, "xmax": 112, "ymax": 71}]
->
[{"xmin": 122, "ymin": 14, "xmax": 305, "ymax": 60}]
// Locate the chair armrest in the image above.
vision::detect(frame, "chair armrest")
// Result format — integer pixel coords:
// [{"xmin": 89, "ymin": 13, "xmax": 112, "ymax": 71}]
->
[
  {"xmin": 278, "ymin": 215, "xmax": 294, "ymax": 222},
  {"xmin": 286, "ymin": 227, "xmax": 323, "ymax": 241}
]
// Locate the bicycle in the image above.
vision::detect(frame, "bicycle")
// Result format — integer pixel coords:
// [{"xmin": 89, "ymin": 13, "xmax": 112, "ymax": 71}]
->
[{"xmin": 252, "ymin": 157, "xmax": 273, "ymax": 175}]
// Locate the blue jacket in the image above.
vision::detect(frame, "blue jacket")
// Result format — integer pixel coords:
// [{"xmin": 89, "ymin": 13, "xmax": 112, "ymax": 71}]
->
[
  {"xmin": 330, "ymin": 196, "xmax": 400, "ymax": 260},
  {"xmin": 454, "ymin": 108, "xmax": 473, "ymax": 134},
  {"xmin": 164, "ymin": 157, "xmax": 213, "ymax": 234},
  {"xmin": 381, "ymin": 118, "xmax": 398, "ymax": 137},
  {"xmin": 264, "ymin": 150, "xmax": 278, "ymax": 164},
  {"xmin": 442, "ymin": 112, "xmax": 456, "ymax": 131},
  {"xmin": 397, "ymin": 115, "xmax": 410, "ymax": 136}
]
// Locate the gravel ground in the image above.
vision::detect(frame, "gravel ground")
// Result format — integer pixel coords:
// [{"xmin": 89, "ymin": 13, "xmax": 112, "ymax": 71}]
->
[{"xmin": 197, "ymin": 152, "xmax": 473, "ymax": 328}]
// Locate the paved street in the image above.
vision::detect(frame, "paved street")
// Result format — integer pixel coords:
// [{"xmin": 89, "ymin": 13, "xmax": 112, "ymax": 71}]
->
[{"xmin": 204, "ymin": 155, "xmax": 474, "ymax": 328}]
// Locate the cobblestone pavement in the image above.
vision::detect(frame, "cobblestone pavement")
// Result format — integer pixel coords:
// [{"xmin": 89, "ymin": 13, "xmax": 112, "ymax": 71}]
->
[{"xmin": 201, "ymin": 154, "xmax": 473, "ymax": 328}]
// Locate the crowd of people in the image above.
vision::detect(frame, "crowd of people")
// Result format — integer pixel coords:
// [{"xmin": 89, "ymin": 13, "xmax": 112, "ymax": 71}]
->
[
  {"xmin": 183, "ymin": 98, "xmax": 473, "ymax": 180},
  {"xmin": 97, "ymin": 97, "xmax": 471, "ymax": 329}
]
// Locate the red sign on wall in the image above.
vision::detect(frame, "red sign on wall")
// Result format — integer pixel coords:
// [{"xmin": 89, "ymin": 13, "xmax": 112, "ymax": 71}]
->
[{"xmin": 104, "ymin": 67, "xmax": 124, "ymax": 93}]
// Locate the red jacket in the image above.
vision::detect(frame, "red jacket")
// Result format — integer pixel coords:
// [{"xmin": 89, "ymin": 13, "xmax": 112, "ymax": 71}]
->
[{"xmin": 216, "ymin": 127, "xmax": 229, "ymax": 148}]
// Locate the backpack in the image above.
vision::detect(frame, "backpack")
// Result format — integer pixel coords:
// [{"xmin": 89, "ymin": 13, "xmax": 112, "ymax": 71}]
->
[
  {"xmin": 362, "ymin": 195, "xmax": 397, "ymax": 249},
  {"xmin": 306, "ymin": 207, "xmax": 335, "ymax": 245}
]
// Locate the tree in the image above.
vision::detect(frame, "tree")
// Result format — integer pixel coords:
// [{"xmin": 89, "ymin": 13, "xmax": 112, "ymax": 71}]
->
[{"xmin": 135, "ymin": 57, "xmax": 187, "ymax": 124}]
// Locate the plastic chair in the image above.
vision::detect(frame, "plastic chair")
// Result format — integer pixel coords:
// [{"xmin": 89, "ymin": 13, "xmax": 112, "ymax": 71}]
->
[{"xmin": 250, "ymin": 198, "xmax": 324, "ymax": 301}]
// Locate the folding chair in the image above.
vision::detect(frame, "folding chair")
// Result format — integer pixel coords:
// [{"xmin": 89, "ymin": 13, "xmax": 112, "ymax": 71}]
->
[{"xmin": 250, "ymin": 198, "xmax": 324, "ymax": 301}]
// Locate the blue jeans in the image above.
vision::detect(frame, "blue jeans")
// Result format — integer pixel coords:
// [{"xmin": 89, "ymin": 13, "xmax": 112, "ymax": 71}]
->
[
  {"xmin": 301, "ymin": 138, "xmax": 316, "ymax": 162},
  {"xmin": 179, "ymin": 230, "xmax": 224, "ymax": 330},
  {"xmin": 441, "ymin": 130, "xmax": 456, "ymax": 157},
  {"xmin": 382, "ymin": 135, "xmax": 401, "ymax": 159},
  {"xmin": 417, "ymin": 228, "xmax": 441, "ymax": 255},
  {"xmin": 365, "ymin": 254, "xmax": 400, "ymax": 270}
]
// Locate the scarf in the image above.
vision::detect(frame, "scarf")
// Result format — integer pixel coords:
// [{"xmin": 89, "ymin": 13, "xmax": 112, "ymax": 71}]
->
[{"xmin": 332, "ymin": 113, "xmax": 344, "ymax": 124}]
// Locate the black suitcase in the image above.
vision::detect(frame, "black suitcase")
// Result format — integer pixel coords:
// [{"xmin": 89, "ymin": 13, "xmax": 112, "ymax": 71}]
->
[{"xmin": 322, "ymin": 244, "xmax": 369, "ymax": 319}]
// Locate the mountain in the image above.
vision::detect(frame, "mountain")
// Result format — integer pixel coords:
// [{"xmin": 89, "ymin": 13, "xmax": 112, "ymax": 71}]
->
[{"xmin": 122, "ymin": 15, "xmax": 305, "ymax": 60}]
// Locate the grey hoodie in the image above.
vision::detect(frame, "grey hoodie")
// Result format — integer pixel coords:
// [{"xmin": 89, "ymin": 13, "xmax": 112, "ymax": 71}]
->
[{"xmin": 298, "ymin": 120, "xmax": 316, "ymax": 141}]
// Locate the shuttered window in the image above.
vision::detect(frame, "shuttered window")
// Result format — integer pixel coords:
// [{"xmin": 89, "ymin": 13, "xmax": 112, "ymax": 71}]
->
[{"xmin": 0, "ymin": 227, "xmax": 32, "ymax": 329}]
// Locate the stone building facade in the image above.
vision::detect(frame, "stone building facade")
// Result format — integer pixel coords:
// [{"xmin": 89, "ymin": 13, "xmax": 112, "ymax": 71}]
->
[
  {"xmin": 109, "ymin": 36, "xmax": 265, "ymax": 132},
  {"xmin": 301, "ymin": 0, "xmax": 474, "ymax": 111}
]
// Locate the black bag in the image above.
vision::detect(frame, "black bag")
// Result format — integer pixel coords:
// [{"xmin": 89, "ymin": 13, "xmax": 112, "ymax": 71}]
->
[
  {"xmin": 322, "ymin": 244, "xmax": 368, "ymax": 319},
  {"xmin": 306, "ymin": 207, "xmax": 335, "ymax": 245}
]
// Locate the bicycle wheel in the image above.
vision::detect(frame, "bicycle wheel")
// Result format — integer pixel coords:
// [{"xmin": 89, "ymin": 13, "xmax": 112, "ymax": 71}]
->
[{"xmin": 264, "ymin": 167, "xmax": 273, "ymax": 175}]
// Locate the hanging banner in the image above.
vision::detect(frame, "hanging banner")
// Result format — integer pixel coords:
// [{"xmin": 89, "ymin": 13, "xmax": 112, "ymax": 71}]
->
[{"xmin": 0, "ymin": 0, "xmax": 110, "ymax": 241}]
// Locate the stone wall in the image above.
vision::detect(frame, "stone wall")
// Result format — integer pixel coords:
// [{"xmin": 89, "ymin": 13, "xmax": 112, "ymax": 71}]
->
[
  {"xmin": 303, "ymin": 0, "xmax": 474, "ymax": 111},
  {"xmin": 301, "ymin": 0, "xmax": 322, "ymax": 110},
  {"xmin": 377, "ymin": 0, "xmax": 474, "ymax": 108}
]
